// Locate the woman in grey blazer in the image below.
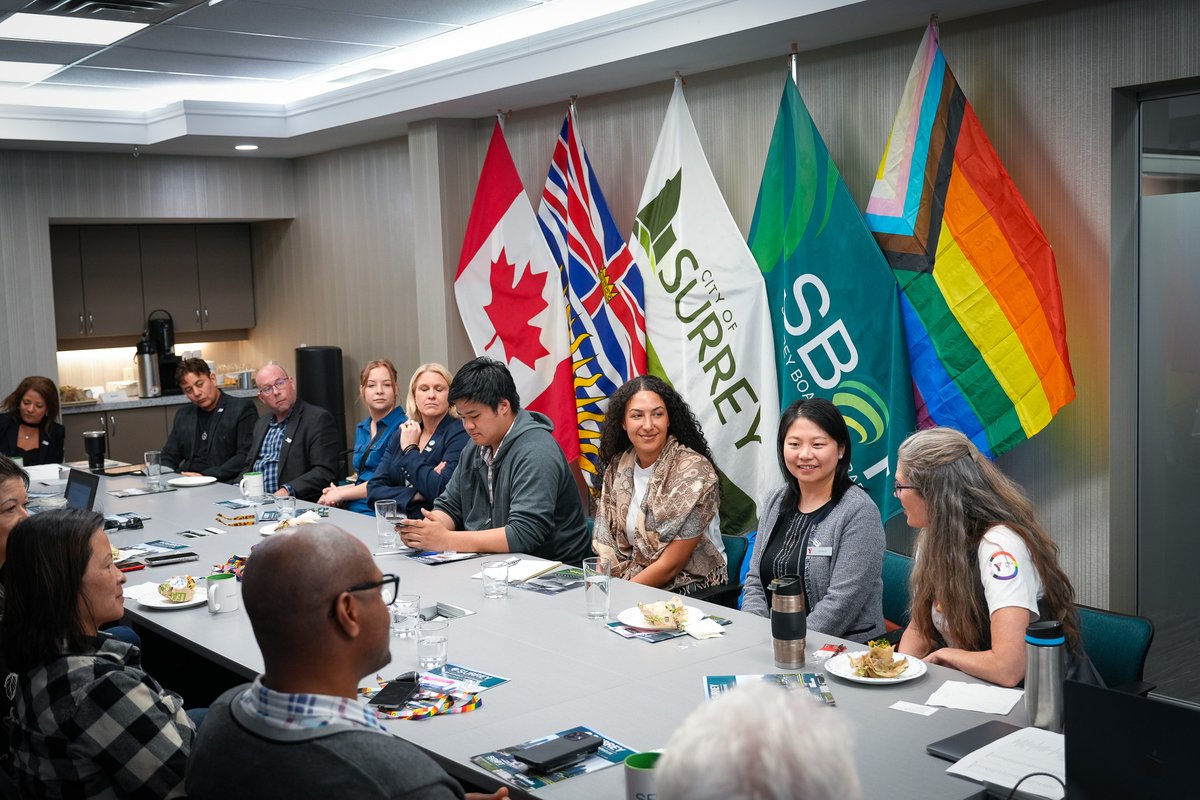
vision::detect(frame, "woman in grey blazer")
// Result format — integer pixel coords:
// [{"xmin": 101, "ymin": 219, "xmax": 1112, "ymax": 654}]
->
[{"xmin": 741, "ymin": 398, "xmax": 885, "ymax": 643}]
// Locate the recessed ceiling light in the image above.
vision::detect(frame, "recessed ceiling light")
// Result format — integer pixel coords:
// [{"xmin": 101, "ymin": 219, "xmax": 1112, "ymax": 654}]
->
[
  {"xmin": 0, "ymin": 61, "xmax": 63, "ymax": 83},
  {"xmin": 234, "ymin": 144, "xmax": 259, "ymax": 151},
  {"xmin": 0, "ymin": 13, "xmax": 146, "ymax": 46}
]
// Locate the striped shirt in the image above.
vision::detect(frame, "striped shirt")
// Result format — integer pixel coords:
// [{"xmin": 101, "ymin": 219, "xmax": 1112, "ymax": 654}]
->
[
  {"xmin": 237, "ymin": 675, "xmax": 387, "ymax": 733},
  {"xmin": 254, "ymin": 415, "xmax": 289, "ymax": 494}
]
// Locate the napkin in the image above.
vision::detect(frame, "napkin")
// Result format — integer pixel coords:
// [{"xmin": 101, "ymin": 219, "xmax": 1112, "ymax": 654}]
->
[
  {"xmin": 683, "ymin": 617, "xmax": 725, "ymax": 639},
  {"xmin": 122, "ymin": 581, "xmax": 162, "ymax": 603},
  {"xmin": 925, "ymin": 680, "xmax": 1023, "ymax": 714}
]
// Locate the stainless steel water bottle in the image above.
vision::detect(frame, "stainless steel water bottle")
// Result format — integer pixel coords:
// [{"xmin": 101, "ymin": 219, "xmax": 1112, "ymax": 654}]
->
[
  {"xmin": 1025, "ymin": 620, "xmax": 1065, "ymax": 732},
  {"xmin": 770, "ymin": 575, "xmax": 806, "ymax": 669}
]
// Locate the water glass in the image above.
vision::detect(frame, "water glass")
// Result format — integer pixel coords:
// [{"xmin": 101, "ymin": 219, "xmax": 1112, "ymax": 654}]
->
[
  {"xmin": 481, "ymin": 561, "xmax": 510, "ymax": 599},
  {"xmin": 417, "ymin": 622, "xmax": 448, "ymax": 670},
  {"xmin": 583, "ymin": 556, "xmax": 612, "ymax": 619},
  {"xmin": 375, "ymin": 499, "xmax": 402, "ymax": 551},
  {"xmin": 144, "ymin": 450, "xmax": 162, "ymax": 490},
  {"xmin": 390, "ymin": 594, "xmax": 421, "ymax": 638},
  {"xmin": 277, "ymin": 495, "xmax": 296, "ymax": 520}
]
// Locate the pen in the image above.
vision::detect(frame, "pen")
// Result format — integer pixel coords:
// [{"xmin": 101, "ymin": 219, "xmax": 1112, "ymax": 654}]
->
[{"xmin": 119, "ymin": 564, "xmax": 146, "ymax": 573}]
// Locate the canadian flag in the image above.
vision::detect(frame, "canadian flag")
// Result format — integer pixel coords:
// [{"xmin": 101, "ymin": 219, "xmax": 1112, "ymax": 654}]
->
[{"xmin": 455, "ymin": 121, "xmax": 579, "ymax": 460}]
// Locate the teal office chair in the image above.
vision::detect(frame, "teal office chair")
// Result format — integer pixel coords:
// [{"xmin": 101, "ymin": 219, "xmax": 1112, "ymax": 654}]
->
[
  {"xmin": 881, "ymin": 550, "xmax": 913, "ymax": 645},
  {"xmin": 691, "ymin": 532, "xmax": 750, "ymax": 609},
  {"xmin": 1076, "ymin": 604, "xmax": 1155, "ymax": 695}
]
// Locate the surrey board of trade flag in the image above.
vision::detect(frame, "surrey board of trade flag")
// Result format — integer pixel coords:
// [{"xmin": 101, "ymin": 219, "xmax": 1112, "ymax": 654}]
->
[{"xmin": 456, "ymin": 121, "xmax": 579, "ymax": 460}]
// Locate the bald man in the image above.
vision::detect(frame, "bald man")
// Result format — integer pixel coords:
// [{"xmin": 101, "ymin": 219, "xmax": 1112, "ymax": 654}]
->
[{"xmin": 185, "ymin": 525, "xmax": 506, "ymax": 800}]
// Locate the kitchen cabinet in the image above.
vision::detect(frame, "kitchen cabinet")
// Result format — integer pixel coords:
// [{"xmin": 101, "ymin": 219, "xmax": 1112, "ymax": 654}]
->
[
  {"xmin": 141, "ymin": 223, "xmax": 255, "ymax": 334},
  {"xmin": 52, "ymin": 223, "xmax": 255, "ymax": 344},
  {"xmin": 63, "ymin": 407, "xmax": 170, "ymax": 465},
  {"xmin": 51, "ymin": 226, "xmax": 146, "ymax": 339}
]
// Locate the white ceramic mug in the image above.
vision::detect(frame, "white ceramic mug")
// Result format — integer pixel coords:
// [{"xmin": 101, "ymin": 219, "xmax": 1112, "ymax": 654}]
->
[
  {"xmin": 207, "ymin": 574, "xmax": 240, "ymax": 614},
  {"xmin": 239, "ymin": 471, "xmax": 264, "ymax": 500},
  {"xmin": 624, "ymin": 751, "xmax": 660, "ymax": 800}
]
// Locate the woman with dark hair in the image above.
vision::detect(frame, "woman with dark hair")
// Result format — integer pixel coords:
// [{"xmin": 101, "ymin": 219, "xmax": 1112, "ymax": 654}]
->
[
  {"xmin": 3, "ymin": 508, "xmax": 195, "ymax": 798},
  {"xmin": 0, "ymin": 375, "xmax": 66, "ymax": 466},
  {"xmin": 895, "ymin": 427, "xmax": 1094, "ymax": 687},
  {"xmin": 0, "ymin": 454, "xmax": 31, "ymax": 611},
  {"xmin": 592, "ymin": 375, "xmax": 727, "ymax": 594},
  {"xmin": 741, "ymin": 398, "xmax": 885, "ymax": 642}
]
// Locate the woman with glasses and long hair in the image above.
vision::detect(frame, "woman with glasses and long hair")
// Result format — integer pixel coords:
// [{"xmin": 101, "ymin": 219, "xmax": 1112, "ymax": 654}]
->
[
  {"xmin": 319, "ymin": 359, "xmax": 407, "ymax": 514},
  {"xmin": 2, "ymin": 508, "xmax": 196, "ymax": 797},
  {"xmin": 894, "ymin": 427, "xmax": 1094, "ymax": 686},
  {"xmin": 592, "ymin": 376, "xmax": 727, "ymax": 594},
  {"xmin": 741, "ymin": 398, "xmax": 886, "ymax": 643}
]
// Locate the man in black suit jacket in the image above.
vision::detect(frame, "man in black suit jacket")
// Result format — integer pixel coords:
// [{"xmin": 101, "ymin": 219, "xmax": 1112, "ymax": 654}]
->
[
  {"xmin": 161, "ymin": 359, "xmax": 256, "ymax": 483},
  {"xmin": 244, "ymin": 363, "xmax": 340, "ymax": 502}
]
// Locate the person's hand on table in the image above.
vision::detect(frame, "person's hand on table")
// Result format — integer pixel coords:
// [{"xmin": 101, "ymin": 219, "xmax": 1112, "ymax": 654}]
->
[
  {"xmin": 400, "ymin": 510, "xmax": 453, "ymax": 551},
  {"xmin": 273, "ymin": 487, "xmax": 291, "ymax": 498},
  {"xmin": 466, "ymin": 788, "xmax": 508, "ymax": 800},
  {"xmin": 398, "ymin": 419, "xmax": 421, "ymax": 450},
  {"xmin": 317, "ymin": 483, "xmax": 344, "ymax": 506},
  {"xmin": 180, "ymin": 471, "xmax": 203, "ymax": 478}
]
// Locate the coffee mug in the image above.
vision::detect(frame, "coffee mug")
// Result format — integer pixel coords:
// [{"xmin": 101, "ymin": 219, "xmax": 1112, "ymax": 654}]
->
[
  {"xmin": 239, "ymin": 471, "xmax": 264, "ymax": 500},
  {"xmin": 207, "ymin": 573, "xmax": 240, "ymax": 614},
  {"xmin": 624, "ymin": 751, "xmax": 660, "ymax": 800}
]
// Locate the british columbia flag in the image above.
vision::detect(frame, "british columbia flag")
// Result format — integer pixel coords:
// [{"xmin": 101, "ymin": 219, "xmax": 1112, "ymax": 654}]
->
[{"xmin": 538, "ymin": 104, "xmax": 647, "ymax": 488}]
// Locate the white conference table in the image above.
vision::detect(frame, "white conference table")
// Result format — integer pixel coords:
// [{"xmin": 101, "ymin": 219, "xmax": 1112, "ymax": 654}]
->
[{"xmin": 96, "ymin": 472, "xmax": 1014, "ymax": 799}]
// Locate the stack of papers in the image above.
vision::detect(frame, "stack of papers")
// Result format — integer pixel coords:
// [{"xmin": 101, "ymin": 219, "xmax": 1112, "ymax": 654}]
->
[{"xmin": 946, "ymin": 727, "xmax": 1064, "ymax": 799}]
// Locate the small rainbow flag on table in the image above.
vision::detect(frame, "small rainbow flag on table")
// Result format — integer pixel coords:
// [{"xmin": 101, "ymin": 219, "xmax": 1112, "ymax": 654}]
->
[{"xmin": 865, "ymin": 22, "xmax": 1074, "ymax": 458}]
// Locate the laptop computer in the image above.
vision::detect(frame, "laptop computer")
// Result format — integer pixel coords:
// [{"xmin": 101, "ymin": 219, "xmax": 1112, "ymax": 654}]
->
[
  {"xmin": 1065, "ymin": 679, "xmax": 1198, "ymax": 798},
  {"xmin": 63, "ymin": 468, "xmax": 100, "ymax": 511}
]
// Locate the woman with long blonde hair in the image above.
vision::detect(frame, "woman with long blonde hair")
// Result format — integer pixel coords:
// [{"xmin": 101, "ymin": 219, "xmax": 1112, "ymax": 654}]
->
[
  {"xmin": 368, "ymin": 363, "xmax": 468, "ymax": 517},
  {"xmin": 895, "ymin": 427, "xmax": 1089, "ymax": 686}
]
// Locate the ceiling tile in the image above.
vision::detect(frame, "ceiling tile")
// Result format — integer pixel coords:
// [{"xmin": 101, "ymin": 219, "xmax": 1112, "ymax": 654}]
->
[
  {"xmin": 45, "ymin": 65, "xmax": 275, "ymax": 89},
  {"xmin": 81, "ymin": 46, "xmax": 322, "ymax": 80},
  {"xmin": 0, "ymin": 39, "xmax": 100, "ymax": 64},
  {"xmin": 122, "ymin": 25, "xmax": 387, "ymax": 64},
  {"xmin": 163, "ymin": 0, "xmax": 451, "ymax": 47},
  {"xmin": 260, "ymin": 0, "xmax": 539, "ymax": 26}
]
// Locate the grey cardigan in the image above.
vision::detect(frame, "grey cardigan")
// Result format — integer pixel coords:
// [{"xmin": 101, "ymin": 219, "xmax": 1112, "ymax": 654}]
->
[{"xmin": 742, "ymin": 484, "xmax": 886, "ymax": 643}]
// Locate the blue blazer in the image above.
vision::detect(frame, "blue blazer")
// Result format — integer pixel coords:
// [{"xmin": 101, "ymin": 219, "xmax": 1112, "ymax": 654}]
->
[{"xmin": 367, "ymin": 415, "xmax": 468, "ymax": 518}]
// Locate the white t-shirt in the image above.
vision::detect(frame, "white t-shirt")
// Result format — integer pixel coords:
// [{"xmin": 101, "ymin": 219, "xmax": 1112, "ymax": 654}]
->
[
  {"xmin": 931, "ymin": 525, "xmax": 1043, "ymax": 648},
  {"xmin": 625, "ymin": 461, "xmax": 725, "ymax": 557}
]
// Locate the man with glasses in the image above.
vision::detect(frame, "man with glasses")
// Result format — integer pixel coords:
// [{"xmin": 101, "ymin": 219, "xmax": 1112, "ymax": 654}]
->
[
  {"xmin": 185, "ymin": 525, "xmax": 506, "ymax": 800},
  {"xmin": 242, "ymin": 362, "xmax": 340, "ymax": 501},
  {"xmin": 160, "ymin": 358, "xmax": 256, "ymax": 483}
]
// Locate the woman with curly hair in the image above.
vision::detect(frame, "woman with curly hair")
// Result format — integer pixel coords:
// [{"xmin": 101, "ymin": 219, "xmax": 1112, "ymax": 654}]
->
[
  {"xmin": 0, "ymin": 375, "xmax": 65, "ymax": 466},
  {"xmin": 593, "ymin": 375, "xmax": 726, "ymax": 594},
  {"xmin": 741, "ymin": 398, "xmax": 885, "ymax": 642},
  {"xmin": 895, "ymin": 427, "xmax": 1093, "ymax": 686}
]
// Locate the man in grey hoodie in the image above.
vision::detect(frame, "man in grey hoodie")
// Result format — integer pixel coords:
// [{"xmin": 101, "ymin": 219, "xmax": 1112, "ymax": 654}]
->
[{"xmin": 399, "ymin": 357, "xmax": 591, "ymax": 566}]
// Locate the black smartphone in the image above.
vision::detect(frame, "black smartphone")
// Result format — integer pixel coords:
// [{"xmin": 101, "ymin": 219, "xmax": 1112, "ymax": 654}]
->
[
  {"xmin": 512, "ymin": 731, "xmax": 603, "ymax": 773},
  {"xmin": 143, "ymin": 552, "xmax": 200, "ymax": 567},
  {"xmin": 368, "ymin": 673, "xmax": 419, "ymax": 708}
]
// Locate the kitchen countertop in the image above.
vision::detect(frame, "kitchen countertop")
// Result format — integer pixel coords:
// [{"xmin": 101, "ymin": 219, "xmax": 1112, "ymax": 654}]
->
[{"xmin": 60, "ymin": 388, "xmax": 260, "ymax": 415}]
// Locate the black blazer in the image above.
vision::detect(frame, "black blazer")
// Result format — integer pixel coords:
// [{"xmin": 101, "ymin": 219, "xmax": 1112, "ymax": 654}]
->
[
  {"xmin": 161, "ymin": 392, "xmax": 257, "ymax": 482},
  {"xmin": 0, "ymin": 414, "xmax": 65, "ymax": 466},
  {"xmin": 244, "ymin": 399, "xmax": 340, "ymax": 502}
]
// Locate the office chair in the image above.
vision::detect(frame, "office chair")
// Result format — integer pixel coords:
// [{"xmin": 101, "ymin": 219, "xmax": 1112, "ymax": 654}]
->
[
  {"xmin": 691, "ymin": 532, "xmax": 751, "ymax": 609},
  {"xmin": 881, "ymin": 550, "xmax": 913, "ymax": 645},
  {"xmin": 1076, "ymin": 604, "xmax": 1155, "ymax": 695}
]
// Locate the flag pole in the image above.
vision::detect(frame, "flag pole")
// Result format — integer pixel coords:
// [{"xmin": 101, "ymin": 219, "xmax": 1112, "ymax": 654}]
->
[{"xmin": 789, "ymin": 42, "xmax": 798, "ymax": 84}]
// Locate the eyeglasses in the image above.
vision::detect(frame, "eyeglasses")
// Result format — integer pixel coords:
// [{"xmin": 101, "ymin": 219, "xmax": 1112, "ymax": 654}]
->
[
  {"xmin": 329, "ymin": 574, "xmax": 399, "ymax": 618},
  {"xmin": 257, "ymin": 377, "xmax": 290, "ymax": 396},
  {"xmin": 893, "ymin": 482, "xmax": 918, "ymax": 497}
]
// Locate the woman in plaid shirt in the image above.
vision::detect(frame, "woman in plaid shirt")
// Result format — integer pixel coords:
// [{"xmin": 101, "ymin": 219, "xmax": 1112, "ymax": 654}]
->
[{"xmin": 2, "ymin": 508, "xmax": 195, "ymax": 799}]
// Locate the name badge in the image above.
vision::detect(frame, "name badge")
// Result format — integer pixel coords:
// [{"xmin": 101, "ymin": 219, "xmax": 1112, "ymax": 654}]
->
[
  {"xmin": 285, "ymin": 437, "xmax": 293, "ymax": 443},
  {"xmin": 807, "ymin": 546, "xmax": 833, "ymax": 557}
]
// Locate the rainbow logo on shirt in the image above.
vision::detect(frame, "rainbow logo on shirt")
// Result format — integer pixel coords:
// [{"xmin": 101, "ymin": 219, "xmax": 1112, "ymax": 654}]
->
[{"xmin": 987, "ymin": 550, "xmax": 1019, "ymax": 581}]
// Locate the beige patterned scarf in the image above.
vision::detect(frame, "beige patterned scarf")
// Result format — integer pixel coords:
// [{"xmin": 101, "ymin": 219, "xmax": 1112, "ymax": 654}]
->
[{"xmin": 594, "ymin": 437, "xmax": 726, "ymax": 593}]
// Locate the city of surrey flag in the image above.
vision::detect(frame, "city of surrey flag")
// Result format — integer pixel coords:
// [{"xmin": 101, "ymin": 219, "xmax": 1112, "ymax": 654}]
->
[
  {"xmin": 629, "ymin": 80, "xmax": 780, "ymax": 535},
  {"xmin": 749, "ymin": 74, "xmax": 916, "ymax": 520},
  {"xmin": 864, "ymin": 22, "xmax": 1074, "ymax": 457},
  {"xmin": 455, "ymin": 121, "xmax": 579, "ymax": 459},
  {"xmin": 538, "ymin": 105, "xmax": 647, "ymax": 488}
]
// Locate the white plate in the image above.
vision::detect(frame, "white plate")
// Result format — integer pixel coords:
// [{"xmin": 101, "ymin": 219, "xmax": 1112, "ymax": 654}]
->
[
  {"xmin": 616, "ymin": 605, "xmax": 702, "ymax": 631},
  {"xmin": 259, "ymin": 511, "xmax": 322, "ymax": 535},
  {"xmin": 136, "ymin": 588, "xmax": 207, "ymax": 610},
  {"xmin": 823, "ymin": 651, "xmax": 927, "ymax": 684},
  {"xmin": 168, "ymin": 476, "xmax": 217, "ymax": 488}
]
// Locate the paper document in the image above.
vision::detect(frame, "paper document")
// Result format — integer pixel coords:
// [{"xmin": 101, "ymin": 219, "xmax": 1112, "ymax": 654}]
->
[
  {"xmin": 946, "ymin": 727, "xmax": 1064, "ymax": 799},
  {"xmin": 926, "ymin": 680, "xmax": 1023, "ymax": 714},
  {"xmin": 22, "ymin": 464, "xmax": 63, "ymax": 482}
]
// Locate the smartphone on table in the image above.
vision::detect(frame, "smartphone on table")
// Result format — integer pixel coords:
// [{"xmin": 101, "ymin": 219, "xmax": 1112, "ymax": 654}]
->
[{"xmin": 512, "ymin": 731, "xmax": 603, "ymax": 773}]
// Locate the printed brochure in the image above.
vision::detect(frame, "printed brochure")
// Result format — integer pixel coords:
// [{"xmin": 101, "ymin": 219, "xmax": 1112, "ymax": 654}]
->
[
  {"xmin": 703, "ymin": 672, "xmax": 836, "ymax": 706},
  {"xmin": 471, "ymin": 726, "xmax": 633, "ymax": 791}
]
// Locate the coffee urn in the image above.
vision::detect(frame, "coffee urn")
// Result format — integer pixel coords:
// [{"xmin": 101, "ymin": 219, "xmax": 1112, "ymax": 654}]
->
[{"xmin": 135, "ymin": 334, "xmax": 161, "ymax": 398}]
